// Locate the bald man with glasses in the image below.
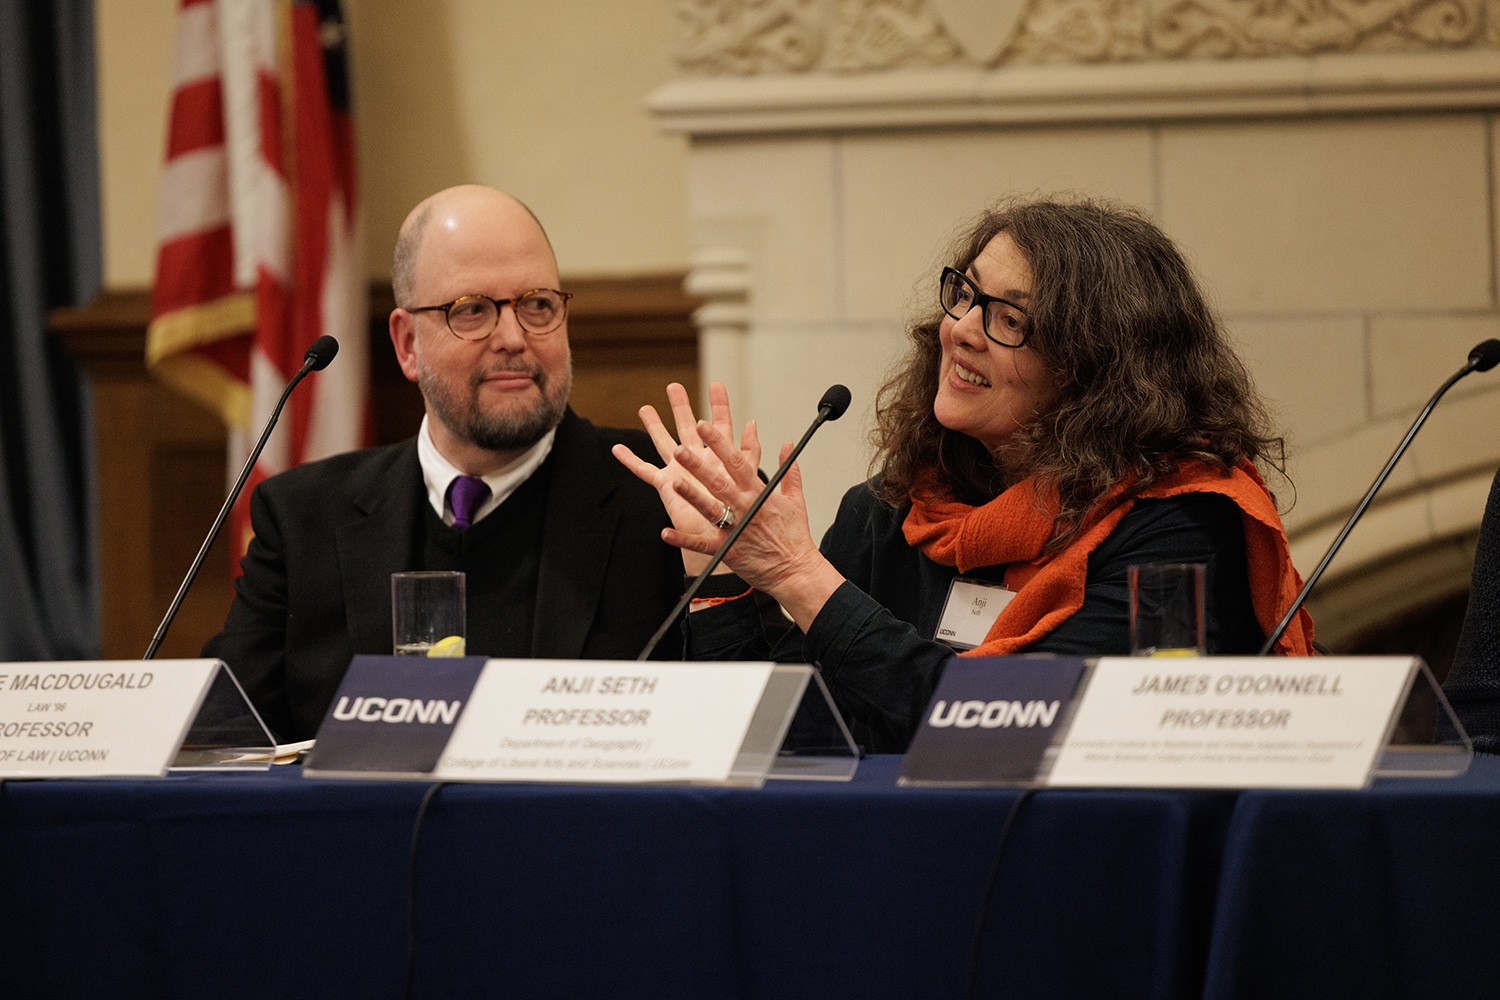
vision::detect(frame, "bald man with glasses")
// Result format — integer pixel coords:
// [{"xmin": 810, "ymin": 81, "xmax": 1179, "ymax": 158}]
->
[{"xmin": 204, "ymin": 186, "xmax": 683, "ymax": 742}]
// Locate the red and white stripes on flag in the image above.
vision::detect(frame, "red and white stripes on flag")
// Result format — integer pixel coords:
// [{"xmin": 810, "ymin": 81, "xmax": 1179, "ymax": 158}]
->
[{"xmin": 147, "ymin": 0, "xmax": 368, "ymax": 575}]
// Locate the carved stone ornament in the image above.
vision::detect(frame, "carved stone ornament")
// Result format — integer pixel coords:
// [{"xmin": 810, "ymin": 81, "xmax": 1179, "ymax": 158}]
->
[
  {"xmin": 928, "ymin": 0, "xmax": 1032, "ymax": 60},
  {"xmin": 673, "ymin": 0, "xmax": 958, "ymax": 72},
  {"xmin": 672, "ymin": 0, "xmax": 1495, "ymax": 72}
]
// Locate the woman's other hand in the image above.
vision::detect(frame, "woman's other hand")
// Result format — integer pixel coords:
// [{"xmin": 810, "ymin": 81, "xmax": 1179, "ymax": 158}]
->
[
  {"xmin": 612, "ymin": 381, "xmax": 758, "ymax": 575},
  {"xmin": 669, "ymin": 422, "xmax": 846, "ymax": 633}
]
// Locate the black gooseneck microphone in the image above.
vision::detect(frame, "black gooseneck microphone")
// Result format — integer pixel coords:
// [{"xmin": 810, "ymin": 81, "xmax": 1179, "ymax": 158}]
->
[
  {"xmin": 636, "ymin": 384, "xmax": 853, "ymax": 661},
  {"xmin": 1258, "ymin": 338, "xmax": 1500, "ymax": 655},
  {"xmin": 144, "ymin": 335, "xmax": 340, "ymax": 660}
]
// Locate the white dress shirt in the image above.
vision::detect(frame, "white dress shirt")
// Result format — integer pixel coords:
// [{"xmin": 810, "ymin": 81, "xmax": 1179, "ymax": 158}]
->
[{"xmin": 415, "ymin": 415, "xmax": 556, "ymax": 528}]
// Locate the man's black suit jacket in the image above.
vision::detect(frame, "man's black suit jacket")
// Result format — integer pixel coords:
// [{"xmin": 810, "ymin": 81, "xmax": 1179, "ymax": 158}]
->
[{"xmin": 203, "ymin": 409, "xmax": 683, "ymax": 741}]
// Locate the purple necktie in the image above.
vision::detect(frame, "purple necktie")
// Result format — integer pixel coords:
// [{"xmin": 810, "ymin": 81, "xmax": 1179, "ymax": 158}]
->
[{"xmin": 446, "ymin": 475, "xmax": 491, "ymax": 532}]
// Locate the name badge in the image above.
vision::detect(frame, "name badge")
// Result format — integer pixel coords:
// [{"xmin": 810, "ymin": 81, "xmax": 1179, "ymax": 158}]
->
[{"xmin": 935, "ymin": 578, "xmax": 1015, "ymax": 649}]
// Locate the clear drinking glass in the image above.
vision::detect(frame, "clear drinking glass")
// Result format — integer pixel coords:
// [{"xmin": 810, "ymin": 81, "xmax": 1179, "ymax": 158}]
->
[
  {"xmin": 391, "ymin": 571, "xmax": 466, "ymax": 657},
  {"xmin": 1128, "ymin": 563, "xmax": 1206, "ymax": 657}
]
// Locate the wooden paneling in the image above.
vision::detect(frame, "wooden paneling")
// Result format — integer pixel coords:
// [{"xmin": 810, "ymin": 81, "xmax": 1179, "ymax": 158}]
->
[
  {"xmin": 51, "ymin": 277, "xmax": 698, "ymax": 661},
  {"xmin": 563, "ymin": 274, "xmax": 703, "ymax": 427}
]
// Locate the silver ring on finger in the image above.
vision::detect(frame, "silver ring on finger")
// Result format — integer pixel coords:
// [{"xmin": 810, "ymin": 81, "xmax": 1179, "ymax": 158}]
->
[{"xmin": 714, "ymin": 504, "xmax": 736, "ymax": 530}]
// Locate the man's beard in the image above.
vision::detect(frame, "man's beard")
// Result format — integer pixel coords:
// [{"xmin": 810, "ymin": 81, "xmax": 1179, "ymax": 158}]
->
[{"xmin": 417, "ymin": 354, "xmax": 571, "ymax": 453}]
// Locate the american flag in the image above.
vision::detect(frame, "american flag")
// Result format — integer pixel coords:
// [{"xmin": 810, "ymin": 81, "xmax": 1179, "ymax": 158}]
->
[{"xmin": 147, "ymin": 0, "xmax": 368, "ymax": 575}]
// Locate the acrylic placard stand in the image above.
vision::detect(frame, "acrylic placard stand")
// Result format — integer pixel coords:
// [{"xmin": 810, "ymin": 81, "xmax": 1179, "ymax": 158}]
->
[
  {"xmin": 1374, "ymin": 657, "xmax": 1472, "ymax": 777},
  {"xmin": 169, "ymin": 662, "xmax": 276, "ymax": 770},
  {"xmin": 728, "ymin": 665, "xmax": 860, "ymax": 783},
  {"xmin": 771, "ymin": 667, "xmax": 860, "ymax": 780}
]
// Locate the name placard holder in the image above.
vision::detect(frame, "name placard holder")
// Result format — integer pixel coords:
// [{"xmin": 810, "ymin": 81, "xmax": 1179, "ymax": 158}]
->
[
  {"xmin": 1369, "ymin": 658, "xmax": 1473, "ymax": 779},
  {"xmin": 304, "ymin": 658, "xmax": 859, "ymax": 786},
  {"xmin": 743, "ymin": 666, "xmax": 861, "ymax": 782},
  {"xmin": 0, "ymin": 659, "xmax": 274, "ymax": 780},
  {"xmin": 901, "ymin": 655, "xmax": 1471, "ymax": 789}
]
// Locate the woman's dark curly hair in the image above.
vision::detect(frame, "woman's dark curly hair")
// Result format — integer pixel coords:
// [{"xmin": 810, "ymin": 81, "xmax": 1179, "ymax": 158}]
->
[{"xmin": 872, "ymin": 196, "xmax": 1286, "ymax": 550}]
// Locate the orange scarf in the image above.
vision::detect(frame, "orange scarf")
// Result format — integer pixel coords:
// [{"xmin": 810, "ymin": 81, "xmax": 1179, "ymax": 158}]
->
[{"xmin": 902, "ymin": 459, "xmax": 1314, "ymax": 657}]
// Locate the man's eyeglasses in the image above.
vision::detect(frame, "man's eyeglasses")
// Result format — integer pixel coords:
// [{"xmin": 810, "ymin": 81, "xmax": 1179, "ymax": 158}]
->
[
  {"xmin": 939, "ymin": 267, "xmax": 1030, "ymax": 349},
  {"xmin": 408, "ymin": 289, "xmax": 573, "ymax": 340}
]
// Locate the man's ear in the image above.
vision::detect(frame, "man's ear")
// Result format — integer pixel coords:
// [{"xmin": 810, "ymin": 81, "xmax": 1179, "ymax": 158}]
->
[{"xmin": 389, "ymin": 309, "xmax": 419, "ymax": 383}]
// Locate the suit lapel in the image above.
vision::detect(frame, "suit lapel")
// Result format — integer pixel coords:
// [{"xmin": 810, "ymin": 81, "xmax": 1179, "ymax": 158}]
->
[
  {"xmin": 532, "ymin": 411, "xmax": 618, "ymax": 658},
  {"xmin": 337, "ymin": 441, "xmax": 423, "ymax": 655}
]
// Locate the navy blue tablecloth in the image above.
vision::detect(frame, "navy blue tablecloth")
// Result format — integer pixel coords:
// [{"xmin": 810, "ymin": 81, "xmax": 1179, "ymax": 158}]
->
[
  {"xmin": 1202, "ymin": 752, "xmax": 1500, "ymax": 1000},
  {"xmin": 5, "ymin": 756, "xmax": 1497, "ymax": 999},
  {"xmin": 0, "ymin": 758, "xmax": 1236, "ymax": 1000}
]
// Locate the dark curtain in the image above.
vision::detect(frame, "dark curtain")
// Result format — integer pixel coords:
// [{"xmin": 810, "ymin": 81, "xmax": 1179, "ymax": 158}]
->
[{"xmin": 0, "ymin": 0, "xmax": 101, "ymax": 660}]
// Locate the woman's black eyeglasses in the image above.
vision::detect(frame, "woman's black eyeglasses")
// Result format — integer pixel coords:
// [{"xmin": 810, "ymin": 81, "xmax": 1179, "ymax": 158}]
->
[{"xmin": 939, "ymin": 267, "xmax": 1030, "ymax": 349}]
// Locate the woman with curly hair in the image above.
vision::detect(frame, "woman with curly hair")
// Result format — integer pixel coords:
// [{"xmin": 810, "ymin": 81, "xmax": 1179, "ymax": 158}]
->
[{"xmin": 616, "ymin": 196, "xmax": 1315, "ymax": 753}]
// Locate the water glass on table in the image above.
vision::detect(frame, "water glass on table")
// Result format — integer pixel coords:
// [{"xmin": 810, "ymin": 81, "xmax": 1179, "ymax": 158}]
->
[
  {"xmin": 1128, "ymin": 562, "xmax": 1206, "ymax": 657},
  {"xmin": 391, "ymin": 571, "xmax": 466, "ymax": 657}
]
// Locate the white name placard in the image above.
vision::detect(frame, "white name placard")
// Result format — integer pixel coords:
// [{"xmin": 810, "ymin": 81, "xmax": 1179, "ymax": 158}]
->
[
  {"xmin": 1048, "ymin": 656, "xmax": 1417, "ymax": 788},
  {"xmin": 433, "ymin": 660, "xmax": 775, "ymax": 784},
  {"xmin": 0, "ymin": 660, "xmax": 221, "ymax": 778}
]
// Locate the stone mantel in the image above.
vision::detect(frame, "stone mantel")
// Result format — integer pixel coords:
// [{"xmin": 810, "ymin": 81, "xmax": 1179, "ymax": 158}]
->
[{"xmin": 648, "ymin": 48, "xmax": 1500, "ymax": 134}]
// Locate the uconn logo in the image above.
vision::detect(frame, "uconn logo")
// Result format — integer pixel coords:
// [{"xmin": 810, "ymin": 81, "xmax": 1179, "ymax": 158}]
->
[
  {"xmin": 331, "ymin": 696, "xmax": 461, "ymax": 725},
  {"xmin": 927, "ymin": 699, "xmax": 1060, "ymax": 729}
]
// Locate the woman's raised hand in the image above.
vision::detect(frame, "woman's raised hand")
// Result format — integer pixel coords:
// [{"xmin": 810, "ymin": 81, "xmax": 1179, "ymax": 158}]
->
[
  {"xmin": 667, "ymin": 418, "xmax": 847, "ymax": 634},
  {"xmin": 614, "ymin": 381, "xmax": 846, "ymax": 631},
  {"xmin": 612, "ymin": 381, "xmax": 759, "ymax": 574}
]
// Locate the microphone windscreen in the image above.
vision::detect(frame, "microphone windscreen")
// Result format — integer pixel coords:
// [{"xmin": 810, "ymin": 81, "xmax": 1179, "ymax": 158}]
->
[
  {"xmin": 819, "ymin": 384, "xmax": 852, "ymax": 421},
  {"xmin": 304, "ymin": 335, "xmax": 340, "ymax": 371},
  {"xmin": 1470, "ymin": 338, "xmax": 1500, "ymax": 373}
]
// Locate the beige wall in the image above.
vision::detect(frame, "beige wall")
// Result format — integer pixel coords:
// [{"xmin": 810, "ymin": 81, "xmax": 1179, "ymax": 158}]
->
[
  {"xmin": 96, "ymin": 0, "xmax": 175, "ymax": 290},
  {"xmin": 95, "ymin": 0, "xmax": 692, "ymax": 289}
]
